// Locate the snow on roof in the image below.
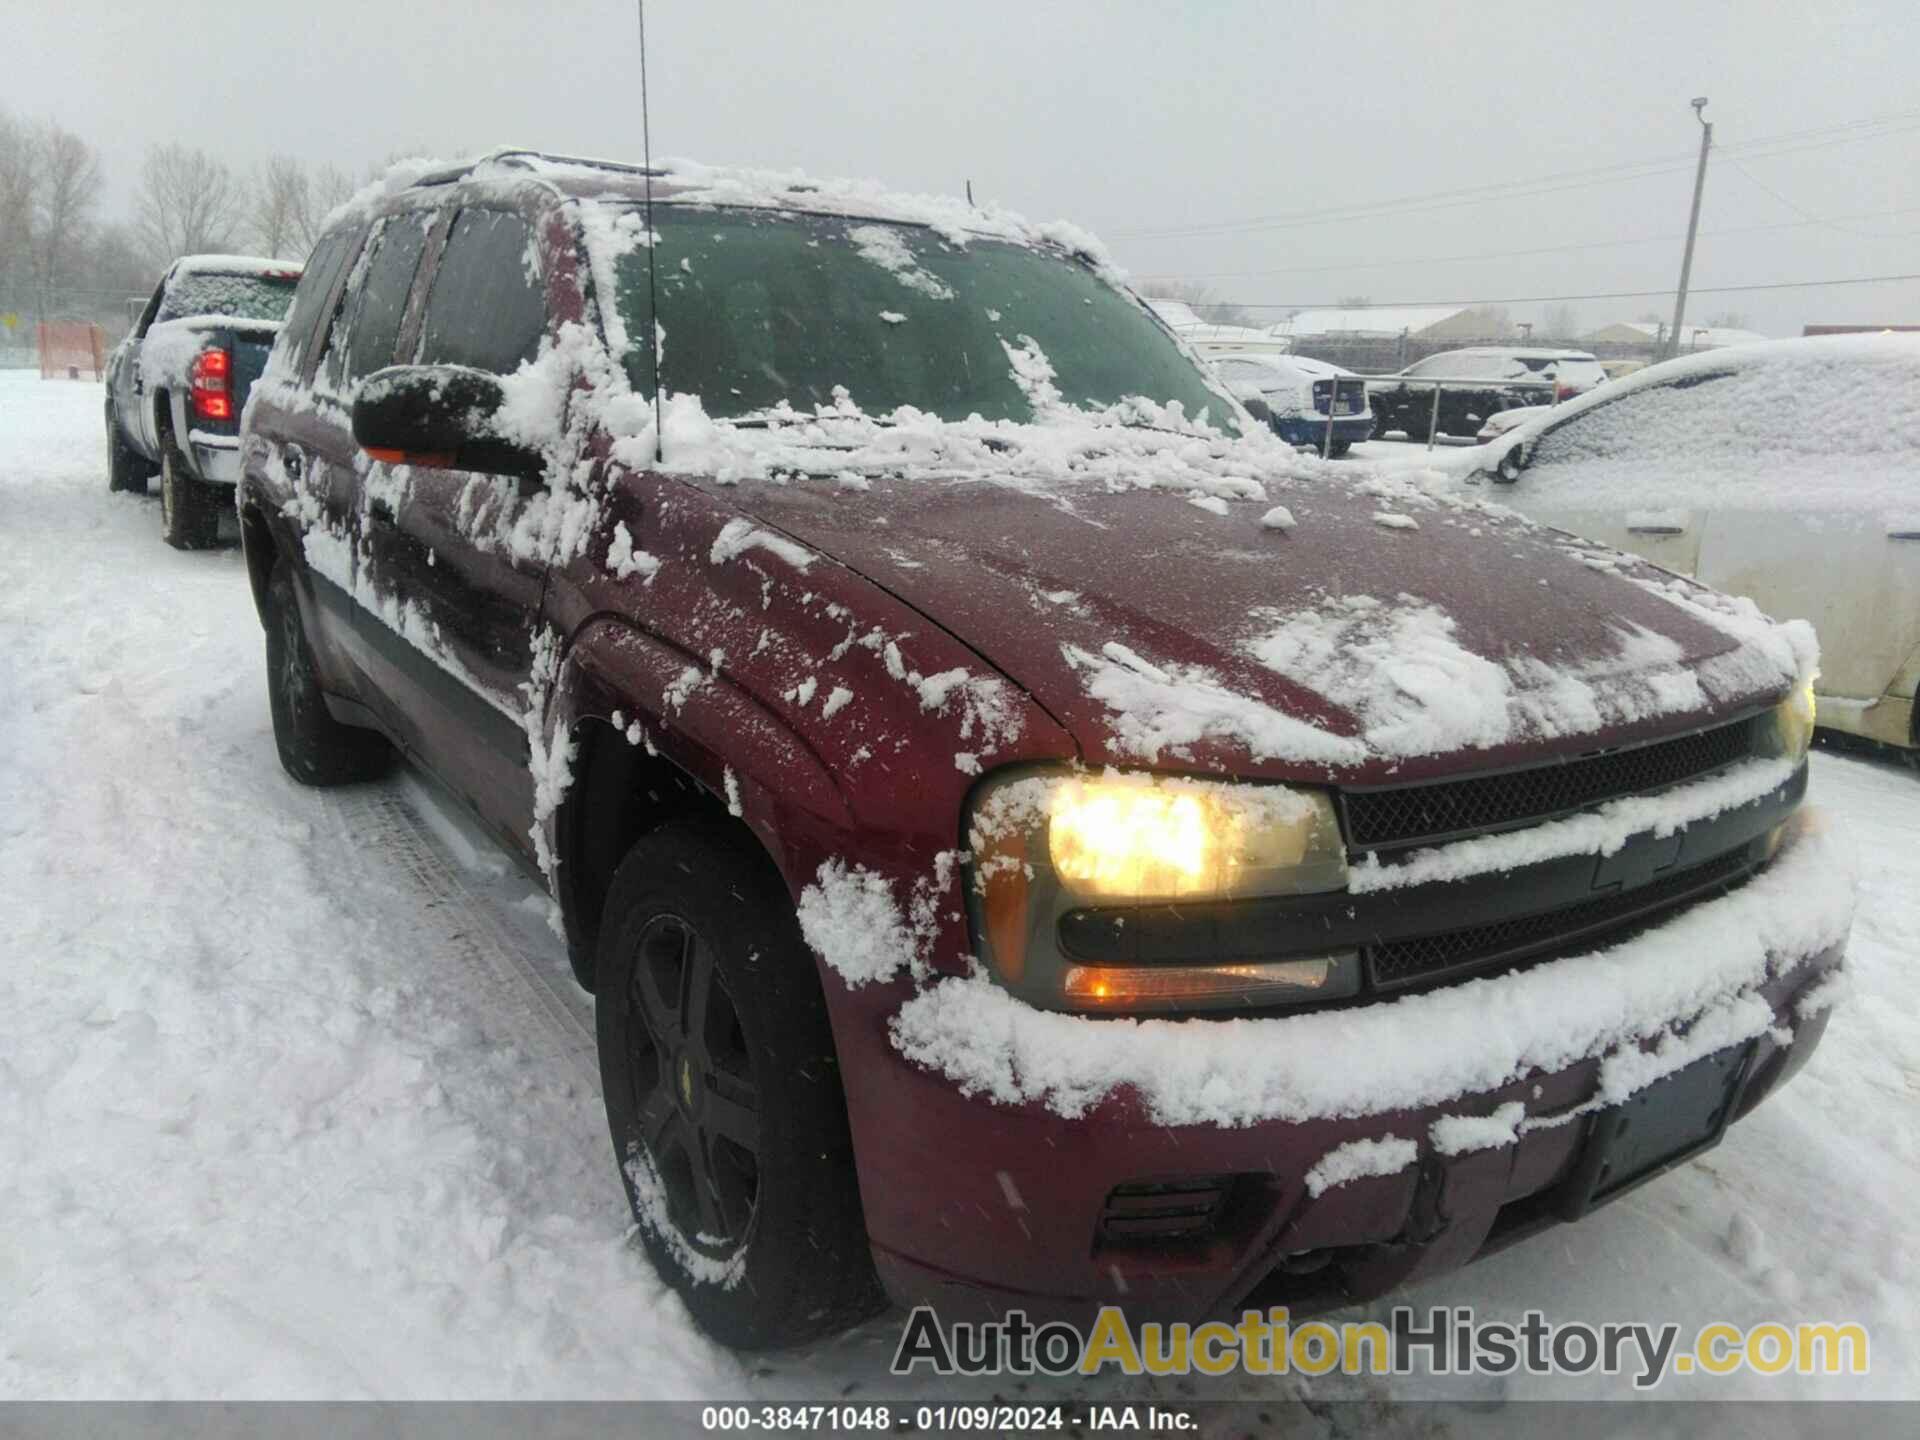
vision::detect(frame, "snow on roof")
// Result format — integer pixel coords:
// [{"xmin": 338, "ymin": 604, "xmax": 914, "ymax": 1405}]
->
[
  {"xmin": 1273, "ymin": 305, "xmax": 1472, "ymax": 339},
  {"xmin": 1145, "ymin": 301, "xmax": 1292, "ymax": 355},
  {"xmin": 1445, "ymin": 345, "xmax": 1598, "ymax": 360},
  {"xmin": 1145, "ymin": 298, "xmax": 1204, "ymax": 328},
  {"xmin": 170, "ymin": 254, "xmax": 303, "ymax": 278},
  {"xmin": 1180, "ymin": 326, "xmax": 1293, "ymax": 354},
  {"xmin": 329, "ymin": 150, "xmax": 1122, "ymax": 278},
  {"xmin": 1213, "ymin": 352, "xmax": 1351, "ymax": 381},
  {"xmin": 1590, "ymin": 320, "xmax": 1771, "ymax": 350}
]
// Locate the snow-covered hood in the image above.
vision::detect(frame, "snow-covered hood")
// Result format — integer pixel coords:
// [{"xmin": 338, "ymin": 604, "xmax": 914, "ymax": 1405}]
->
[
  {"xmin": 662, "ymin": 425, "xmax": 1813, "ymax": 784},
  {"xmin": 1449, "ymin": 331, "xmax": 1920, "ymax": 487}
]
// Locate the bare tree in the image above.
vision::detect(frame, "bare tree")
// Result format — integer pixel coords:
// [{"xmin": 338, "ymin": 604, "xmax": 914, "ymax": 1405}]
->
[
  {"xmin": 135, "ymin": 143, "xmax": 243, "ymax": 266},
  {"xmin": 291, "ymin": 162, "xmax": 358, "ymax": 251},
  {"xmin": 0, "ymin": 109, "xmax": 38, "ymax": 300},
  {"xmin": 89, "ymin": 223, "xmax": 155, "ymax": 292},
  {"xmin": 248, "ymin": 155, "xmax": 309, "ymax": 259},
  {"xmin": 1704, "ymin": 310, "xmax": 1751, "ymax": 331},
  {"xmin": 1539, "ymin": 303, "xmax": 1581, "ymax": 340},
  {"xmin": 31, "ymin": 123, "xmax": 102, "ymax": 295},
  {"xmin": 1335, "ymin": 294, "xmax": 1374, "ymax": 309}
]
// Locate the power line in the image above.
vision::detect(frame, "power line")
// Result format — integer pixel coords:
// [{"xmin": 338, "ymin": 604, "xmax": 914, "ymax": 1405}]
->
[
  {"xmin": 1721, "ymin": 155, "xmax": 1920, "ymax": 240},
  {"xmin": 1111, "ymin": 108, "xmax": 1920, "ymax": 243},
  {"xmin": 1113, "ymin": 157, "xmax": 1699, "ymax": 241},
  {"xmin": 1190, "ymin": 271, "xmax": 1920, "ymax": 313},
  {"xmin": 1135, "ymin": 207, "xmax": 1920, "ymax": 282}
]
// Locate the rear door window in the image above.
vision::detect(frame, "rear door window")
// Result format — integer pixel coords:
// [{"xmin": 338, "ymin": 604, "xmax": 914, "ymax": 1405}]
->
[
  {"xmin": 323, "ymin": 215, "xmax": 433, "ymax": 390},
  {"xmin": 274, "ymin": 228, "xmax": 358, "ymax": 378},
  {"xmin": 417, "ymin": 209, "xmax": 547, "ymax": 374}
]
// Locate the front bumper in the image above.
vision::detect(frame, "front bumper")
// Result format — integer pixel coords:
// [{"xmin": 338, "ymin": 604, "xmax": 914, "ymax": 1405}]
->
[{"xmin": 855, "ymin": 811, "xmax": 1849, "ymax": 1326}]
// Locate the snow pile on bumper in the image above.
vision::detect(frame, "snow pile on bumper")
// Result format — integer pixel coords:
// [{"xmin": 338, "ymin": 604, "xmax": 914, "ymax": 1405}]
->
[{"xmin": 890, "ymin": 812, "xmax": 1853, "ymax": 1128}]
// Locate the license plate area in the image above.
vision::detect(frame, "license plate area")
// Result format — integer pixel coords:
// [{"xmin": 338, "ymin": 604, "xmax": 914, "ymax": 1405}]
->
[{"xmin": 1558, "ymin": 1042, "xmax": 1754, "ymax": 1220}]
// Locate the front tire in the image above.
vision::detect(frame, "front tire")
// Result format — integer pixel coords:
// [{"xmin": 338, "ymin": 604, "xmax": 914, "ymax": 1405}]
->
[
  {"xmin": 596, "ymin": 822, "xmax": 882, "ymax": 1349},
  {"xmin": 262, "ymin": 555, "xmax": 392, "ymax": 785},
  {"xmin": 160, "ymin": 448, "xmax": 221, "ymax": 550}
]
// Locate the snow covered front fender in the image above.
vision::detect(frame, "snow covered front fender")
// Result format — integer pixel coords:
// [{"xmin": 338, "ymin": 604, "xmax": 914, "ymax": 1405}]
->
[
  {"xmin": 551, "ymin": 613, "xmax": 856, "ymax": 852},
  {"xmin": 538, "ymin": 613, "xmax": 883, "ymax": 989}
]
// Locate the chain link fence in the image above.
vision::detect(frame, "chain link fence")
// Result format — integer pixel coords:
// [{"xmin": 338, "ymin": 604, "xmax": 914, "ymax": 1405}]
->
[{"xmin": 0, "ymin": 281, "xmax": 146, "ymax": 368}]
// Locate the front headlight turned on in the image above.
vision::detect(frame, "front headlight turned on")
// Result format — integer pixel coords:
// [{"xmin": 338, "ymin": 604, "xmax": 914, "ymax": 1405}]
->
[
  {"xmin": 964, "ymin": 769, "xmax": 1355, "ymax": 1015},
  {"xmin": 1762, "ymin": 680, "xmax": 1817, "ymax": 763}
]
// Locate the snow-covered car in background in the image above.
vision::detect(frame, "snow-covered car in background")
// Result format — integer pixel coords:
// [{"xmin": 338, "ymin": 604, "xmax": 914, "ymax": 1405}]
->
[
  {"xmin": 105, "ymin": 255, "xmax": 302, "ymax": 548},
  {"xmin": 1214, "ymin": 352, "xmax": 1372, "ymax": 455},
  {"xmin": 238, "ymin": 150, "xmax": 1847, "ymax": 1351},
  {"xmin": 1145, "ymin": 297, "xmax": 1292, "ymax": 362},
  {"xmin": 1475, "ymin": 404, "xmax": 1544, "ymax": 445},
  {"xmin": 1371, "ymin": 347, "xmax": 1606, "ymax": 440},
  {"xmin": 1474, "ymin": 334, "xmax": 1920, "ymax": 751}
]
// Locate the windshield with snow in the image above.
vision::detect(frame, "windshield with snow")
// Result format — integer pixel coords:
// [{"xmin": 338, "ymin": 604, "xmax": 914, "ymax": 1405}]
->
[
  {"xmin": 158, "ymin": 272, "xmax": 299, "ymax": 324},
  {"xmin": 611, "ymin": 208, "xmax": 1237, "ymax": 429}
]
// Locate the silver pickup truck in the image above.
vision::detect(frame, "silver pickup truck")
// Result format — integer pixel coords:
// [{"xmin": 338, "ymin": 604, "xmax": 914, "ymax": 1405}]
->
[{"xmin": 105, "ymin": 255, "xmax": 302, "ymax": 548}]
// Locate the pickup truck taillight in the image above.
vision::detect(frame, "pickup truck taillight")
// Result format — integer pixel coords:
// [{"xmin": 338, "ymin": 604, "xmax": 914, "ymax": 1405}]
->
[{"xmin": 189, "ymin": 346, "xmax": 233, "ymax": 422}]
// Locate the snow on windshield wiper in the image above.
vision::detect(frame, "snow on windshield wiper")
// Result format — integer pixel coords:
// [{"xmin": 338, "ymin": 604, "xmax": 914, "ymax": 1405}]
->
[{"xmin": 728, "ymin": 408, "xmax": 895, "ymax": 431}]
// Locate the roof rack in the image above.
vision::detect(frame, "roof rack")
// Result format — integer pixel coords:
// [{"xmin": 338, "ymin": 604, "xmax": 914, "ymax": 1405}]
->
[{"xmin": 415, "ymin": 148, "xmax": 667, "ymax": 187}]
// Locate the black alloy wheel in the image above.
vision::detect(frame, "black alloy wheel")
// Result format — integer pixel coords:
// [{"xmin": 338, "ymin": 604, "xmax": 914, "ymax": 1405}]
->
[{"xmin": 624, "ymin": 912, "xmax": 762, "ymax": 1252}]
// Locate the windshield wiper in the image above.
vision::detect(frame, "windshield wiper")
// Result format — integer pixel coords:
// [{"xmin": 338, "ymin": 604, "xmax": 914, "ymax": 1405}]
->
[{"xmin": 729, "ymin": 408, "xmax": 895, "ymax": 431}]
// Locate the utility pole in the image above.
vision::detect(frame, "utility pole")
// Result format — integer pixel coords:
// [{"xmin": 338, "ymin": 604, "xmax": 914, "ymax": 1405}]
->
[{"xmin": 1665, "ymin": 97, "xmax": 1713, "ymax": 360}]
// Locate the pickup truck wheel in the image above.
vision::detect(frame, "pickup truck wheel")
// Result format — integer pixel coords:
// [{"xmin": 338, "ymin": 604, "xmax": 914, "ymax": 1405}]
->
[
  {"xmin": 105, "ymin": 404, "xmax": 153, "ymax": 494},
  {"xmin": 596, "ymin": 822, "xmax": 882, "ymax": 1349},
  {"xmin": 262, "ymin": 556, "xmax": 392, "ymax": 785},
  {"xmin": 160, "ymin": 449, "xmax": 221, "ymax": 550}
]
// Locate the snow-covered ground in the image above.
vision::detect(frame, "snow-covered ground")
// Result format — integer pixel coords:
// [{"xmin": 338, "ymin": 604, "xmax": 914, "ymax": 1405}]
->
[{"xmin": 3, "ymin": 371, "xmax": 1916, "ymax": 1420}]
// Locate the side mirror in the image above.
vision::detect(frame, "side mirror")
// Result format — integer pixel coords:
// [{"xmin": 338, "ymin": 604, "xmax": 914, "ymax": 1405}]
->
[
  {"xmin": 1238, "ymin": 393, "xmax": 1275, "ymax": 426},
  {"xmin": 352, "ymin": 365, "xmax": 545, "ymax": 477}
]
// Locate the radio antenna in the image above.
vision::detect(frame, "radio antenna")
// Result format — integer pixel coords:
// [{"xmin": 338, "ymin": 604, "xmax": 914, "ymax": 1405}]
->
[{"xmin": 637, "ymin": 0, "xmax": 663, "ymax": 462}]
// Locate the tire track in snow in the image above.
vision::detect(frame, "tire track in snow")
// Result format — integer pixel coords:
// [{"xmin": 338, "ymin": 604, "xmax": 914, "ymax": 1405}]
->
[{"xmin": 322, "ymin": 781, "xmax": 600, "ymax": 1093}]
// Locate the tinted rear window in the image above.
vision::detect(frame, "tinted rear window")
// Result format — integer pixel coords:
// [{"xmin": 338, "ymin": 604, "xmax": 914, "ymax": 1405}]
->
[
  {"xmin": 417, "ymin": 209, "xmax": 546, "ymax": 374},
  {"xmin": 159, "ymin": 272, "xmax": 299, "ymax": 324},
  {"xmin": 328, "ymin": 215, "xmax": 433, "ymax": 388},
  {"xmin": 272, "ymin": 232, "xmax": 357, "ymax": 377}
]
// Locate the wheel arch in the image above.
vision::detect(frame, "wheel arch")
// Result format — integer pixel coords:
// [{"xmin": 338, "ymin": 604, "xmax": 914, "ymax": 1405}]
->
[
  {"xmin": 544, "ymin": 616, "xmax": 856, "ymax": 991},
  {"xmin": 237, "ymin": 496, "xmax": 279, "ymax": 621}
]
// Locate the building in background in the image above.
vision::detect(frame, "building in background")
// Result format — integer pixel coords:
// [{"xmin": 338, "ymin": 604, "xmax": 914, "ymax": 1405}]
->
[
  {"xmin": 1272, "ymin": 305, "xmax": 1513, "ymax": 372},
  {"xmin": 1584, "ymin": 320, "xmax": 1770, "ymax": 352}
]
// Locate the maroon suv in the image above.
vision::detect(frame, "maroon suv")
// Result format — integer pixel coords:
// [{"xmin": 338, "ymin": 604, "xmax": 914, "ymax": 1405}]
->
[{"xmin": 238, "ymin": 150, "xmax": 1850, "ymax": 1349}]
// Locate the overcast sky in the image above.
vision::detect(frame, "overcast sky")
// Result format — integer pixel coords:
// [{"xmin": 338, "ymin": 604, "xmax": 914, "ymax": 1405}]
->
[{"xmin": 13, "ymin": 0, "xmax": 1919, "ymax": 336}]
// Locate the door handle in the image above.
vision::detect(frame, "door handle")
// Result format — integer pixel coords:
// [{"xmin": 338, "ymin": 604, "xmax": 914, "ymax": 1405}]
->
[
  {"xmin": 1628, "ymin": 526, "xmax": 1686, "ymax": 536},
  {"xmin": 283, "ymin": 446, "xmax": 304, "ymax": 482},
  {"xmin": 1889, "ymin": 529, "xmax": 1920, "ymax": 541}
]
